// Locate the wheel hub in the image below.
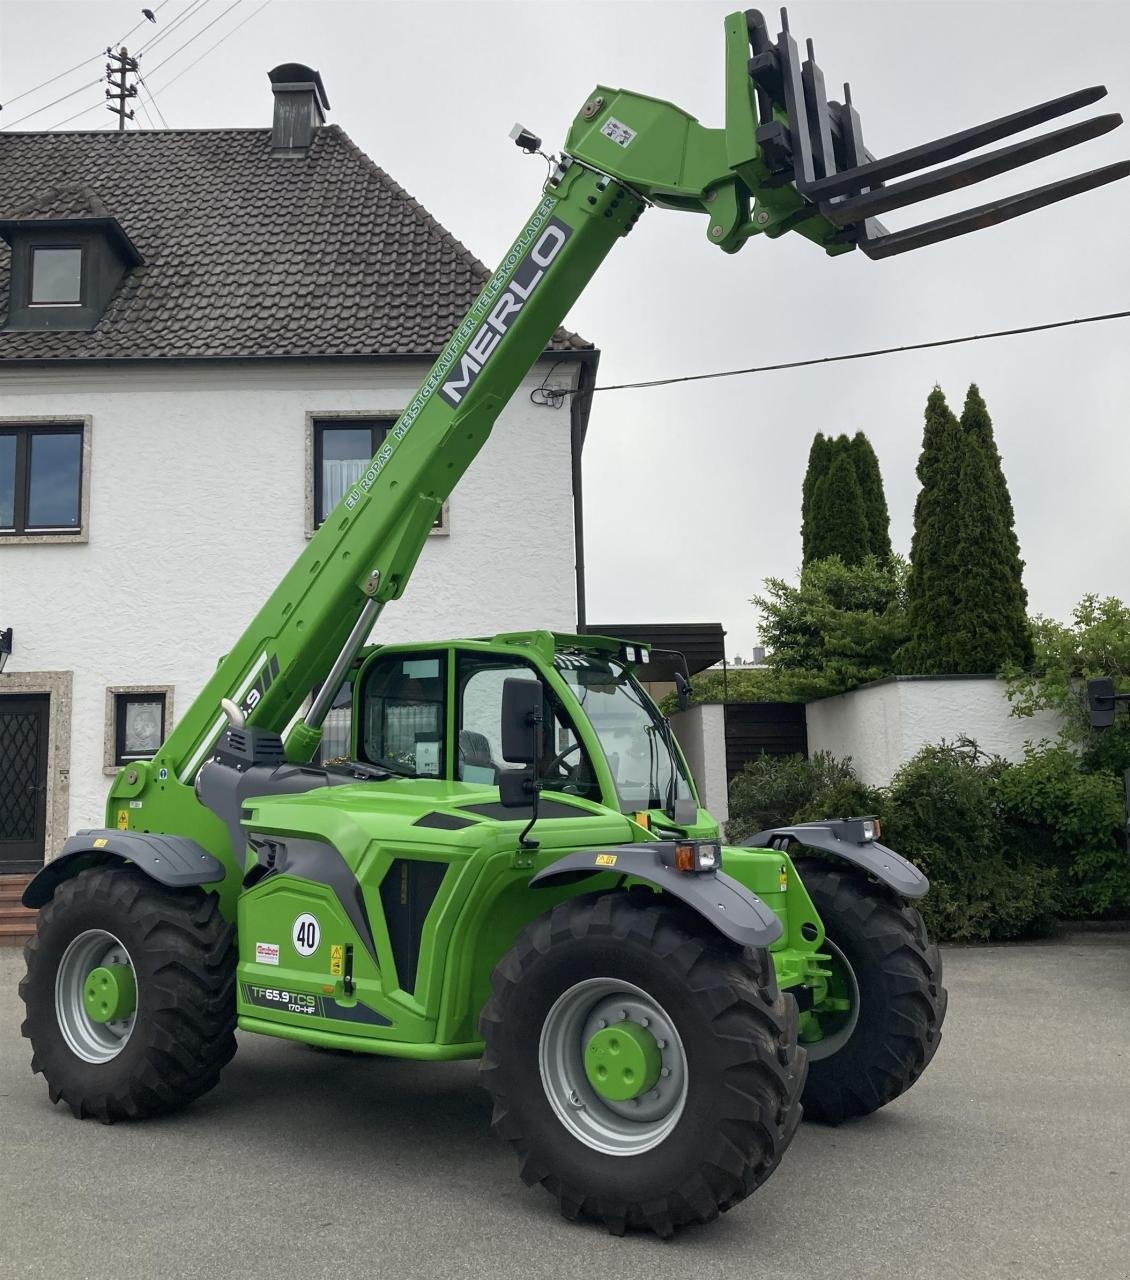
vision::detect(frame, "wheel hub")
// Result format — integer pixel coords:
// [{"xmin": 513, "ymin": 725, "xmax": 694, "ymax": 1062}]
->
[
  {"xmin": 584, "ymin": 1020, "xmax": 661, "ymax": 1101},
  {"xmin": 539, "ymin": 978, "xmax": 689, "ymax": 1156},
  {"xmin": 82, "ymin": 964, "xmax": 137, "ymax": 1024}
]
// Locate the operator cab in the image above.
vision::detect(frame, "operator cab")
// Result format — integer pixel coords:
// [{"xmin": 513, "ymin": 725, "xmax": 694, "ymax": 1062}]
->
[{"xmin": 333, "ymin": 634, "xmax": 700, "ymax": 825}]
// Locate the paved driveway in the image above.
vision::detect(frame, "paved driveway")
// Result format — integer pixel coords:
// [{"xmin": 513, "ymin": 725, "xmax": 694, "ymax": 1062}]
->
[{"xmin": 1, "ymin": 935, "xmax": 1127, "ymax": 1280}]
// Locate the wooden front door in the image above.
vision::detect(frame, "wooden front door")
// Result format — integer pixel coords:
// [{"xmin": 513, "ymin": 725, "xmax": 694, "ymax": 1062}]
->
[{"xmin": 0, "ymin": 693, "xmax": 50, "ymax": 872}]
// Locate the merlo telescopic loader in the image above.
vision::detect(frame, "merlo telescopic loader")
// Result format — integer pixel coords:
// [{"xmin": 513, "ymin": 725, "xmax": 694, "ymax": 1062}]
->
[{"xmin": 19, "ymin": 7, "xmax": 1129, "ymax": 1237}]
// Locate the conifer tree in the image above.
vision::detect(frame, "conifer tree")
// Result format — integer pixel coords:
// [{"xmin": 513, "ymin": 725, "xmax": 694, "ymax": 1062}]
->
[
  {"xmin": 959, "ymin": 384, "xmax": 1033, "ymax": 666},
  {"xmin": 807, "ymin": 449, "xmax": 871, "ymax": 565},
  {"xmin": 899, "ymin": 386, "xmax": 963, "ymax": 673},
  {"xmin": 945, "ymin": 436, "xmax": 1033, "ymax": 670},
  {"xmin": 848, "ymin": 431, "xmax": 892, "ymax": 560},
  {"xmin": 800, "ymin": 433, "xmax": 833, "ymax": 564}
]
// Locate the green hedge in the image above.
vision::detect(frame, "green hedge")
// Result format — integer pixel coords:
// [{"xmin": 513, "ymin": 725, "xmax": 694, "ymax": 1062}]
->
[{"xmin": 726, "ymin": 739, "xmax": 1128, "ymax": 942}]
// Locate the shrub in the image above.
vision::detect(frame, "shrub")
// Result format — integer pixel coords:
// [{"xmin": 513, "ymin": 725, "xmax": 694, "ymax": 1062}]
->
[
  {"xmin": 725, "ymin": 751, "xmax": 882, "ymax": 844},
  {"xmin": 997, "ymin": 742, "xmax": 1129, "ymax": 917},
  {"xmin": 881, "ymin": 740, "xmax": 1062, "ymax": 942},
  {"xmin": 725, "ymin": 740, "xmax": 1072, "ymax": 942}
]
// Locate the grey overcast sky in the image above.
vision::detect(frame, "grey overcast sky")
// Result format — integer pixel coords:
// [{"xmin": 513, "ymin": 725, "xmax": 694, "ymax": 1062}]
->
[{"xmin": 2, "ymin": 0, "xmax": 1128, "ymax": 656}]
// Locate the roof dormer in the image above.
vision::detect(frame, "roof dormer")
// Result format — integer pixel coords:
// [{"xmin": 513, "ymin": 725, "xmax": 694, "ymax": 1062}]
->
[{"xmin": 0, "ymin": 182, "xmax": 142, "ymax": 332}]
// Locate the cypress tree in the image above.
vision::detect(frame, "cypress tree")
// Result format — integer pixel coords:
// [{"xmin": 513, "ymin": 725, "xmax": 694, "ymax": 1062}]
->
[
  {"xmin": 807, "ymin": 449, "xmax": 871, "ymax": 565},
  {"xmin": 899, "ymin": 386, "xmax": 964, "ymax": 673},
  {"xmin": 848, "ymin": 431, "xmax": 892, "ymax": 560},
  {"xmin": 959, "ymin": 384, "xmax": 1033, "ymax": 667},
  {"xmin": 800, "ymin": 433, "xmax": 833, "ymax": 564},
  {"xmin": 945, "ymin": 436, "xmax": 1033, "ymax": 670}
]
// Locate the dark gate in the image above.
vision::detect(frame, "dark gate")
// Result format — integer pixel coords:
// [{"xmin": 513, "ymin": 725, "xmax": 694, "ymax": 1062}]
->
[
  {"xmin": 723, "ymin": 702, "xmax": 807, "ymax": 784},
  {"xmin": 0, "ymin": 694, "xmax": 50, "ymax": 872}
]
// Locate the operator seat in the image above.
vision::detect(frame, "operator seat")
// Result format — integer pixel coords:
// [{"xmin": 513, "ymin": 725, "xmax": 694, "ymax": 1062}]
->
[{"xmin": 458, "ymin": 729, "xmax": 500, "ymax": 783}]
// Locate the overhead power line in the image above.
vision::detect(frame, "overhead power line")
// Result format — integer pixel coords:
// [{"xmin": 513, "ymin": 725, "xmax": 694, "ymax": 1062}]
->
[
  {"xmin": 0, "ymin": 76, "xmax": 103, "ymax": 130},
  {"xmin": 135, "ymin": 68, "xmax": 170, "ymax": 128},
  {"xmin": 143, "ymin": 0, "xmax": 246, "ymax": 77},
  {"xmin": 581, "ymin": 308, "xmax": 1130, "ymax": 396},
  {"xmin": 0, "ymin": 2, "xmax": 172, "ymax": 121},
  {"xmin": 114, "ymin": 0, "xmax": 172, "ymax": 49},
  {"xmin": 135, "ymin": 0, "xmax": 211, "ymax": 57},
  {"xmin": 152, "ymin": 0, "xmax": 273, "ymax": 92}
]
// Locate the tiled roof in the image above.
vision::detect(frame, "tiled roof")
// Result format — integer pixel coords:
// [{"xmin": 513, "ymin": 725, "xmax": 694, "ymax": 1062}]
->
[{"xmin": 0, "ymin": 126, "xmax": 591, "ymax": 362}]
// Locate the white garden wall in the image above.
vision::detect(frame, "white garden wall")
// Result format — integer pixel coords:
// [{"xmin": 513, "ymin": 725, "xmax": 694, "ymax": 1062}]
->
[
  {"xmin": 670, "ymin": 702, "xmax": 728, "ymax": 825},
  {"xmin": 805, "ymin": 676, "xmax": 1066, "ymax": 788}
]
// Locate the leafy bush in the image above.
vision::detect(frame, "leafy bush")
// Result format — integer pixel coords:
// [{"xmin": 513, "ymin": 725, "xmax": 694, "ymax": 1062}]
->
[
  {"xmin": 753, "ymin": 554, "xmax": 909, "ymax": 699},
  {"xmin": 1006, "ymin": 593, "xmax": 1130, "ymax": 747},
  {"xmin": 880, "ymin": 740, "xmax": 1061, "ymax": 942},
  {"xmin": 724, "ymin": 738, "xmax": 1128, "ymax": 942},
  {"xmin": 725, "ymin": 752, "xmax": 881, "ymax": 843},
  {"xmin": 996, "ymin": 742, "xmax": 1129, "ymax": 917}
]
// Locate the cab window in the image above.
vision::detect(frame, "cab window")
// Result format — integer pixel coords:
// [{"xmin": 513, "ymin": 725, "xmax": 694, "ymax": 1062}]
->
[
  {"xmin": 359, "ymin": 653, "xmax": 446, "ymax": 777},
  {"xmin": 456, "ymin": 653, "xmax": 601, "ymax": 802}
]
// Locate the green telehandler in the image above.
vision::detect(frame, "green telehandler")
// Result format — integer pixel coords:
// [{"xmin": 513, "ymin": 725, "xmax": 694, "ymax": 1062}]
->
[{"xmin": 18, "ymin": 7, "xmax": 1129, "ymax": 1237}]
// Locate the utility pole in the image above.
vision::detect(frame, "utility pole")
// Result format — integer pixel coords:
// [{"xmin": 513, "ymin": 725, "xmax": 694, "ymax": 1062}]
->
[{"xmin": 105, "ymin": 46, "xmax": 138, "ymax": 130}]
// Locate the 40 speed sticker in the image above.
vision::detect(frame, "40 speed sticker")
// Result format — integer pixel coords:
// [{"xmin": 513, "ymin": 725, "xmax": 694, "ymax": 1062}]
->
[{"xmin": 292, "ymin": 912, "xmax": 320, "ymax": 956}]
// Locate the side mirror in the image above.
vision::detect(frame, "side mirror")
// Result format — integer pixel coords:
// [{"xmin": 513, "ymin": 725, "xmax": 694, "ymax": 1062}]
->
[
  {"xmin": 501, "ymin": 678, "xmax": 544, "ymax": 764},
  {"xmin": 1087, "ymin": 677, "xmax": 1116, "ymax": 729},
  {"xmin": 674, "ymin": 671, "xmax": 693, "ymax": 713},
  {"xmin": 499, "ymin": 768, "xmax": 534, "ymax": 809}
]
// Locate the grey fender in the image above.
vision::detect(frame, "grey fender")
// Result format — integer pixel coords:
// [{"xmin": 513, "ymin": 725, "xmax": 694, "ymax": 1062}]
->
[
  {"xmin": 528, "ymin": 843, "xmax": 783, "ymax": 949},
  {"xmin": 22, "ymin": 829, "xmax": 226, "ymax": 909},
  {"xmin": 741, "ymin": 821, "xmax": 929, "ymax": 899}
]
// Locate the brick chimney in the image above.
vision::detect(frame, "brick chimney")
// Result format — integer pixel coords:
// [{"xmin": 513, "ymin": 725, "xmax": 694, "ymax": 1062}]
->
[{"xmin": 268, "ymin": 63, "xmax": 330, "ymax": 157}]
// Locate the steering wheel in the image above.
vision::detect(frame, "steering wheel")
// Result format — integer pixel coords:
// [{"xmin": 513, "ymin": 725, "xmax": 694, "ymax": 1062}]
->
[{"xmin": 542, "ymin": 741, "xmax": 583, "ymax": 784}]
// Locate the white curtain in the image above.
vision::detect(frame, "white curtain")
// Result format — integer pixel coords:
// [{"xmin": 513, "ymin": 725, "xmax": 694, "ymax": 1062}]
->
[{"xmin": 322, "ymin": 457, "xmax": 368, "ymax": 514}]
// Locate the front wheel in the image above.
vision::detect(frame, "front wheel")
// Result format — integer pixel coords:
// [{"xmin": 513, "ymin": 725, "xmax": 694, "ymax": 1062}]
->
[
  {"xmin": 479, "ymin": 892, "xmax": 806, "ymax": 1237},
  {"xmin": 19, "ymin": 866, "xmax": 237, "ymax": 1121},
  {"xmin": 794, "ymin": 859, "xmax": 947, "ymax": 1124}
]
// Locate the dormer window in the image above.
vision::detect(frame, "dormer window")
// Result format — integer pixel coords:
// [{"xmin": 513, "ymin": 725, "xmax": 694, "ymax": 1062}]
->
[
  {"xmin": 30, "ymin": 246, "xmax": 83, "ymax": 306},
  {"xmin": 0, "ymin": 183, "xmax": 140, "ymax": 332}
]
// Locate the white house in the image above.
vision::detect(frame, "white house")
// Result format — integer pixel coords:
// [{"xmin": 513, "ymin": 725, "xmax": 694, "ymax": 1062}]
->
[{"xmin": 0, "ymin": 64, "xmax": 598, "ymax": 878}]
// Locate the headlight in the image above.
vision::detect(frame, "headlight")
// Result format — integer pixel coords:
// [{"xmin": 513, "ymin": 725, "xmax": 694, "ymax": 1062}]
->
[
  {"xmin": 673, "ymin": 840, "xmax": 720, "ymax": 873},
  {"xmin": 862, "ymin": 818, "xmax": 881, "ymax": 842}
]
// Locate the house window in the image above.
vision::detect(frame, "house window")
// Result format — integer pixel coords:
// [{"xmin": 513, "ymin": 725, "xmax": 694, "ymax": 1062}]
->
[
  {"xmin": 310, "ymin": 415, "xmax": 448, "ymax": 534},
  {"xmin": 109, "ymin": 690, "xmax": 170, "ymax": 768},
  {"xmin": 0, "ymin": 423, "xmax": 84, "ymax": 536},
  {"xmin": 30, "ymin": 246, "xmax": 83, "ymax": 305},
  {"xmin": 314, "ymin": 419, "xmax": 389, "ymax": 525}
]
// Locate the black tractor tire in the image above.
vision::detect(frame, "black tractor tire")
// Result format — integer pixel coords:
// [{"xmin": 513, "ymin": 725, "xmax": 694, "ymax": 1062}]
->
[
  {"xmin": 478, "ymin": 891, "xmax": 806, "ymax": 1238},
  {"xmin": 794, "ymin": 858, "xmax": 947, "ymax": 1125},
  {"xmin": 19, "ymin": 866, "xmax": 237, "ymax": 1122}
]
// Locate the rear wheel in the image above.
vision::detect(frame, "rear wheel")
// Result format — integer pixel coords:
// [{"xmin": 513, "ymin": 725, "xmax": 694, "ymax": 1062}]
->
[
  {"xmin": 19, "ymin": 866, "xmax": 237, "ymax": 1121},
  {"xmin": 479, "ymin": 892, "xmax": 806, "ymax": 1237},
  {"xmin": 794, "ymin": 859, "xmax": 947, "ymax": 1124}
]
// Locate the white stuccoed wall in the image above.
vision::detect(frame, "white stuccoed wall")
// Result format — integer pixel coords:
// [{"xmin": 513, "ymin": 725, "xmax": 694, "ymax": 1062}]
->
[
  {"xmin": 805, "ymin": 676, "xmax": 1066, "ymax": 788},
  {"xmin": 0, "ymin": 359, "xmax": 581, "ymax": 845}
]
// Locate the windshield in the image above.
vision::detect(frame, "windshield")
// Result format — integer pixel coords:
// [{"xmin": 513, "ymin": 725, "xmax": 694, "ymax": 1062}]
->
[{"xmin": 554, "ymin": 653, "xmax": 695, "ymax": 815}]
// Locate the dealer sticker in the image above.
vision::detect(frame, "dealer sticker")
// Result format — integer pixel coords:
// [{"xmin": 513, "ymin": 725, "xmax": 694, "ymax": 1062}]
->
[
  {"xmin": 256, "ymin": 942, "xmax": 280, "ymax": 966},
  {"xmin": 292, "ymin": 913, "xmax": 320, "ymax": 957}
]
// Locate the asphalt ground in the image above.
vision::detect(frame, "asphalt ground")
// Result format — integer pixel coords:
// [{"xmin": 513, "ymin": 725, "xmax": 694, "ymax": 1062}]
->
[{"xmin": 1, "ymin": 934, "xmax": 1128, "ymax": 1280}]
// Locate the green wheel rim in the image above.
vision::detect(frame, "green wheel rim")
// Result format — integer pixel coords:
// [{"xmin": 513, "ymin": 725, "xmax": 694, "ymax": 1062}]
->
[{"xmin": 55, "ymin": 929, "xmax": 138, "ymax": 1064}]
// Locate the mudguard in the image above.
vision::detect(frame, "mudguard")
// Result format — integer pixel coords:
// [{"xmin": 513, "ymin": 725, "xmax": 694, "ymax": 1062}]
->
[
  {"xmin": 22, "ymin": 829, "xmax": 226, "ymax": 909},
  {"xmin": 529, "ymin": 843, "xmax": 783, "ymax": 948},
  {"xmin": 742, "ymin": 822, "xmax": 929, "ymax": 899}
]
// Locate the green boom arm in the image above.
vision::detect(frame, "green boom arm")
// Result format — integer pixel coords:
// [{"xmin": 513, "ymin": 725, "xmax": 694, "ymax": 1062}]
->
[{"xmin": 109, "ymin": 8, "xmax": 1127, "ymax": 849}]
